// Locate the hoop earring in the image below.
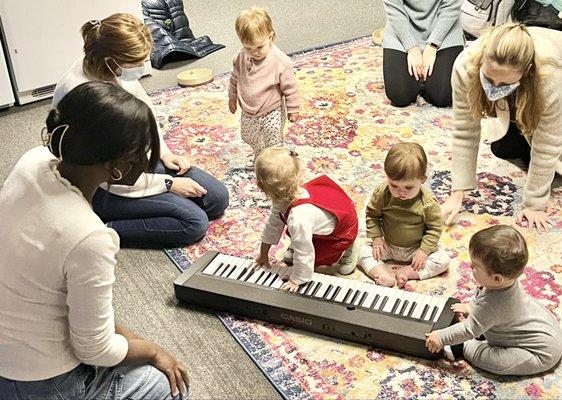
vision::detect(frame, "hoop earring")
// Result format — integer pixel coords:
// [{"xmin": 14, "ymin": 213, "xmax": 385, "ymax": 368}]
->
[{"xmin": 111, "ymin": 167, "xmax": 123, "ymax": 181}]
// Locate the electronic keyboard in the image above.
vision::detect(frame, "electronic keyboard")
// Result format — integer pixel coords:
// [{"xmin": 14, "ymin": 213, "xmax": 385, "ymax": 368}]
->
[{"xmin": 174, "ymin": 251, "xmax": 459, "ymax": 359}]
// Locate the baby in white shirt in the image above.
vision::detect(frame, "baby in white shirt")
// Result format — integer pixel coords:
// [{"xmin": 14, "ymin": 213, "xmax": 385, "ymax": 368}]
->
[{"xmin": 254, "ymin": 147, "xmax": 359, "ymax": 292}]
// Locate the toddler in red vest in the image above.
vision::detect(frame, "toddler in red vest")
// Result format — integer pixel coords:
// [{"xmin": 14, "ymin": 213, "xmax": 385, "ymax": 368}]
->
[{"xmin": 255, "ymin": 147, "xmax": 359, "ymax": 292}]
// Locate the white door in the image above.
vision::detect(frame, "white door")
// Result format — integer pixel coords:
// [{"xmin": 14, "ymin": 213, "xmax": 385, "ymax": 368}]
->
[
  {"xmin": 0, "ymin": 36, "xmax": 14, "ymax": 108},
  {"xmin": 0, "ymin": 1, "xmax": 145, "ymax": 104}
]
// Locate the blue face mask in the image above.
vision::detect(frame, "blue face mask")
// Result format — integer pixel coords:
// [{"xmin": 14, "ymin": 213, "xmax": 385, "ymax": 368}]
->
[
  {"xmin": 119, "ymin": 65, "xmax": 145, "ymax": 81},
  {"xmin": 105, "ymin": 58, "xmax": 145, "ymax": 81},
  {"xmin": 479, "ymin": 68, "xmax": 520, "ymax": 102}
]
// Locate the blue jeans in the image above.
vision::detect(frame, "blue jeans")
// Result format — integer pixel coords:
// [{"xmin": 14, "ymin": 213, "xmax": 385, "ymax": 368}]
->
[
  {"xmin": 92, "ymin": 163, "xmax": 229, "ymax": 248},
  {"xmin": 0, "ymin": 363, "xmax": 187, "ymax": 400}
]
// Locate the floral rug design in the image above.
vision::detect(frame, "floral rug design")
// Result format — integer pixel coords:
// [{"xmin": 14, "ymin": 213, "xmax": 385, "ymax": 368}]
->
[{"xmin": 152, "ymin": 37, "xmax": 562, "ymax": 399}]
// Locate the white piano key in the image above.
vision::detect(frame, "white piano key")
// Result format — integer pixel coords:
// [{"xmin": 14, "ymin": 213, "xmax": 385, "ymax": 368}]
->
[
  {"xmin": 346, "ymin": 281, "xmax": 363, "ymax": 305},
  {"xmin": 263, "ymin": 266, "xmax": 282, "ymax": 286},
  {"xmin": 410, "ymin": 296, "xmax": 427, "ymax": 320},
  {"xmin": 202, "ymin": 253, "xmax": 227, "ymax": 275},
  {"xmin": 219, "ymin": 259, "xmax": 236, "ymax": 277},
  {"xmin": 382, "ymin": 287, "xmax": 400, "ymax": 313},
  {"xmin": 433, "ymin": 298, "xmax": 448, "ymax": 323},
  {"xmin": 270, "ymin": 267, "xmax": 289, "ymax": 289},
  {"xmin": 360, "ymin": 286, "xmax": 378, "ymax": 308},
  {"xmin": 246, "ymin": 268, "xmax": 265, "ymax": 284},
  {"xmin": 399, "ymin": 291, "xmax": 414, "ymax": 316},
  {"xmin": 314, "ymin": 275, "xmax": 333, "ymax": 298},
  {"xmin": 238, "ymin": 263, "xmax": 256, "ymax": 281},
  {"xmin": 256, "ymin": 268, "xmax": 273, "ymax": 285},
  {"xmin": 263, "ymin": 266, "xmax": 281, "ymax": 286},
  {"xmin": 371, "ymin": 287, "xmax": 388, "ymax": 310},
  {"xmin": 228, "ymin": 259, "xmax": 250, "ymax": 280},
  {"xmin": 353, "ymin": 282, "xmax": 371, "ymax": 306},
  {"xmin": 320, "ymin": 276, "xmax": 337, "ymax": 299},
  {"xmin": 424, "ymin": 297, "xmax": 442, "ymax": 321},
  {"xmin": 333, "ymin": 280, "xmax": 352, "ymax": 303}
]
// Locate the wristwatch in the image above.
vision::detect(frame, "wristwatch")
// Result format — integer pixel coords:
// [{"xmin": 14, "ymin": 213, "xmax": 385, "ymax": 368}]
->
[
  {"xmin": 165, "ymin": 178, "xmax": 173, "ymax": 191},
  {"xmin": 428, "ymin": 42, "xmax": 439, "ymax": 49}
]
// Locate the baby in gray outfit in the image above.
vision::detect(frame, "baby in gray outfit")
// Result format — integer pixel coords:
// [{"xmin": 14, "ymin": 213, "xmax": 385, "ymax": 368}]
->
[{"xmin": 426, "ymin": 225, "xmax": 562, "ymax": 375}]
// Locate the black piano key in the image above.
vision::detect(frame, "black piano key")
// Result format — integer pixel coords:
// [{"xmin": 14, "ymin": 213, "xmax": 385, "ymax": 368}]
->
[
  {"xmin": 399, "ymin": 300, "xmax": 409, "ymax": 315},
  {"xmin": 265, "ymin": 274, "xmax": 278, "ymax": 286},
  {"xmin": 390, "ymin": 299, "xmax": 401, "ymax": 313},
  {"xmin": 214, "ymin": 263, "xmax": 226, "ymax": 276},
  {"xmin": 310, "ymin": 282, "xmax": 322, "ymax": 297},
  {"xmin": 429, "ymin": 306, "xmax": 438, "ymax": 322},
  {"xmin": 359, "ymin": 292, "xmax": 368, "ymax": 306},
  {"xmin": 420, "ymin": 304, "xmax": 430, "ymax": 320},
  {"xmin": 254, "ymin": 270, "xmax": 266, "ymax": 284},
  {"xmin": 378, "ymin": 296, "xmax": 389, "ymax": 311},
  {"xmin": 211, "ymin": 262, "xmax": 224, "ymax": 275},
  {"xmin": 300, "ymin": 281, "xmax": 314, "ymax": 295},
  {"xmin": 307, "ymin": 281, "xmax": 320, "ymax": 296},
  {"xmin": 330, "ymin": 286, "xmax": 341, "ymax": 301},
  {"xmin": 348, "ymin": 291, "xmax": 360, "ymax": 305},
  {"xmin": 225, "ymin": 265, "xmax": 237, "ymax": 278},
  {"xmin": 236, "ymin": 267, "xmax": 248, "ymax": 280},
  {"xmin": 408, "ymin": 302, "xmax": 417, "ymax": 317},
  {"xmin": 222, "ymin": 264, "xmax": 235, "ymax": 277},
  {"xmin": 342, "ymin": 289, "xmax": 353, "ymax": 303},
  {"xmin": 243, "ymin": 270, "xmax": 255, "ymax": 281},
  {"xmin": 369, "ymin": 294, "xmax": 380, "ymax": 309},
  {"xmin": 322, "ymin": 284, "xmax": 333, "ymax": 299},
  {"xmin": 259, "ymin": 271, "xmax": 272, "ymax": 285}
]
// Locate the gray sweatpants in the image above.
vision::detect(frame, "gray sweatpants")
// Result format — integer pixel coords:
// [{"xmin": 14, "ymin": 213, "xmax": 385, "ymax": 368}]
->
[
  {"xmin": 240, "ymin": 106, "xmax": 286, "ymax": 159},
  {"xmin": 463, "ymin": 338, "xmax": 562, "ymax": 376},
  {"xmin": 358, "ymin": 239, "xmax": 450, "ymax": 280}
]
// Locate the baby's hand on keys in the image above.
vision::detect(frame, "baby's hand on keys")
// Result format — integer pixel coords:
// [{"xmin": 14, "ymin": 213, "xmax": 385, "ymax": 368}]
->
[
  {"xmin": 254, "ymin": 253, "xmax": 271, "ymax": 269},
  {"xmin": 371, "ymin": 237, "xmax": 388, "ymax": 260},
  {"xmin": 280, "ymin": 279, "xmax": 301, "ymax": 292},
  {"xmin": 410, "ymin": 249, "xmax": 428, "ymax": 271},
  {"xmin": 451, "ymin": 302, "xmax": 471, "ymax": 321}
]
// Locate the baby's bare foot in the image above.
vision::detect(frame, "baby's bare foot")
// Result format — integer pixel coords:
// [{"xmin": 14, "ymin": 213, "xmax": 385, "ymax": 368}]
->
[
  {"xmin": 395, "ymin": 266, "xmax": 421, "ymax": 288},
  {"xmin": 367, "ymin": 264, "xmax": 395, "ymax": 287}
]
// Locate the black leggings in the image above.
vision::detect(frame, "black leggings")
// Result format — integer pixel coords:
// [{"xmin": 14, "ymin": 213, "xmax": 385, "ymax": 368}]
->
[
  {"xmin": 383, "ymin": 46, "xmax": 464, "ymax": 108},
  {"xmin": 490, "ymin": 122, "xmax": 531, "ymax": 166}
]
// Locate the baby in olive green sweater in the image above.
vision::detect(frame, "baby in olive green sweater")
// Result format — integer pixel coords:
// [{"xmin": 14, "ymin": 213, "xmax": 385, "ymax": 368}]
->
[{"xmin": 358, "ymin": 142, "xmax": 450, "ymax": 287}]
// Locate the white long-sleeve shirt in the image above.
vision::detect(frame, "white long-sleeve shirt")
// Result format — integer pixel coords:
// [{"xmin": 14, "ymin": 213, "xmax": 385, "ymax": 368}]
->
[
  {"xmin": 261, "ymin": 189, "xmax": 337, "ymax": 285},
  {"xmin": 52, "ymin": 57, "xmax": 172, "ymax": 198},
  {"xmin": 0, "ymin": 147, "xmax": 128, "ymax": 381}
]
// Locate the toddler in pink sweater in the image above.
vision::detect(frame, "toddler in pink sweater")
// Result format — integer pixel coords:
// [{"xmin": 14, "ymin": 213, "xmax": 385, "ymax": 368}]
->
[{"xmin": 228, "ymin": 7, "xmax": 301, "ymax": 170}]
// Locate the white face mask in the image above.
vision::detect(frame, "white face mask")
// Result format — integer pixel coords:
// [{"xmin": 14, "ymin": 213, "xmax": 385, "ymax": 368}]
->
[
  {"xmin": 105, "ymin": 58, "xmax": 145, "ymax": 81},
  {"xmin": 479, "ymin": 68, "xmax": 520, "ymax": 102}
]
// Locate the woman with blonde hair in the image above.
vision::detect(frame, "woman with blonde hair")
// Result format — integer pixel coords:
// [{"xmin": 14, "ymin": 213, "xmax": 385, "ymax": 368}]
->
[
  {"xmin": 53, "ymin": 13, "xmax": 229, "ymax": 248},
  {"xmin": 441, "ymin": 23, "xmax": 562, "ymax": 232},
  {"xmin": 255, "ymin": 147, "xmax": 358, "ymax": 292}
]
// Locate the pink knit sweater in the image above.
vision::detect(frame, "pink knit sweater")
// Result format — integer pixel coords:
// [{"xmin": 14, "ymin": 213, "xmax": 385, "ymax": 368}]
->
[{"xmin": 229, "ymin": 44, "xmax": 300, "ymax": 116}]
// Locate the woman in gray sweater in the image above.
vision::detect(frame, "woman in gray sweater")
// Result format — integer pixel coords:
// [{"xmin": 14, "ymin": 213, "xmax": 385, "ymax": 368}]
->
[{"xmin": 382, "ymin": 0, "xmax": 465, "ymax": 107}]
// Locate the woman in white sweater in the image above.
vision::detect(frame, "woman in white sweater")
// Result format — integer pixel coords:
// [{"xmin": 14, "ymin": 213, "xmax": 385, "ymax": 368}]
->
[
  {"xmin": 53, "ymin": 13, "xmax": 229, "ymax": 248},
  {"xmin": 0, "ymin": 82, "xmax": 188, "ymax": 399},
  {"xmin": 441, "ymin": 23, "xmax": 562, "ymax": 232}
]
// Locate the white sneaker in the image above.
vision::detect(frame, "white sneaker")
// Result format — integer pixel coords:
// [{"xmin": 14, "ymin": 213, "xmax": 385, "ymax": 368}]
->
[
  {"xmin": 337, "ymin": 240, "xmax": 360, "ymax": 275},
  {"xmin": 283, "ymin": 248, "xmax": 294, "ymax": 265}
]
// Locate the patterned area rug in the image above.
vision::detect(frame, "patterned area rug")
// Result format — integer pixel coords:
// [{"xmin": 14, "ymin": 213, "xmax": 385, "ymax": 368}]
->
[{"xmin": 153, "ymin": 37, "xmax": 562, "ymax": 399}]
